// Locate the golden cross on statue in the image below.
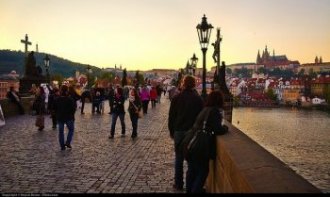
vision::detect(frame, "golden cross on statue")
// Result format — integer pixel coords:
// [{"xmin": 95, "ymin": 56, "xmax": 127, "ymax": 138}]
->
[{"xmin": 21, "ymin": 34, "xmax": 32, "ymax": 56}]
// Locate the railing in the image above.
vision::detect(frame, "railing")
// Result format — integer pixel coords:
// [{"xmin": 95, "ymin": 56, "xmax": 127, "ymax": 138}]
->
[
  {"xmin": 0, "ymin": 97, "xmax": 34, "ymax": 118},
  {"xmin": 205, "ymin": 120, "xmax": 321, "ymax": 193}
]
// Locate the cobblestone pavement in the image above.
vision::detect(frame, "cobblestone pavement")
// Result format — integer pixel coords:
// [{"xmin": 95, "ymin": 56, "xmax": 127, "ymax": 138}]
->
[{"xmin": 0, "ymin": 97, "xmax": 186, "ymax": 194}]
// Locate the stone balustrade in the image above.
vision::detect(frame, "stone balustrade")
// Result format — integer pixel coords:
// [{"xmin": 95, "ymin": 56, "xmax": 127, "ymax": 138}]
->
[{"xmin": 0, "ymin": 97, "xmax": 34, "ymax": 118}]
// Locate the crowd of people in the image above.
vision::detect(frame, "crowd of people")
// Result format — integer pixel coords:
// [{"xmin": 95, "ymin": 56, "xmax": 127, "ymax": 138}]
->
[
  {"xmin": 16, "ymin": 82, "xmax": 167, "ymax": 150},
  {"xmin": 7, "ymin": 75, "xmax": 228, "ymax": 194}
]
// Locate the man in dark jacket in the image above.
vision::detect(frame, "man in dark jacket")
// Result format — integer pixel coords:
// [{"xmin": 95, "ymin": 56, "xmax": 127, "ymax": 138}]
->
[
  {"xmin": 54, "ymin": 85, "xmax": 77, "ymax": 151},
  {"xmin": 168, "ymin": 75, "xmax": 204, "ymax": 191},
  {"xmin": 6, "ymin": 86, "xmax": 25, "ymax": 115}
]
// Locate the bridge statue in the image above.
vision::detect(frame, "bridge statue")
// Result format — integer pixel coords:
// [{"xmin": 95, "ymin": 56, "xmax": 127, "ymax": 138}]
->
[{"xmin": 25, "ymin": 51, "xmax": 42, "ymax": 77}]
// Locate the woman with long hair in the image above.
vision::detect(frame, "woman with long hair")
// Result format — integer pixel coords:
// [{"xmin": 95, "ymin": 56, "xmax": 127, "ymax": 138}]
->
[
  {"xmin": 186, "ymin": 90, "xmax": 228, "ymax": 193},
  {"xmin": 127, "ymin": 88, "xmax": 142, "ymax": 139}
]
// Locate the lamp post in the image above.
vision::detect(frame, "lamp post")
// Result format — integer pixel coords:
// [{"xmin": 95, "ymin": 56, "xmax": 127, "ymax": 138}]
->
[
  {"xmin": 190, "ymin": 53, "xmax": 198, "ymax": 76},
  {"xmin": 43, "ymin": 54, "xmax": 50, "ymax": 84},
  {"xmin": 196, "ymin": 14, "xmax": 213, "ymax": 99}
]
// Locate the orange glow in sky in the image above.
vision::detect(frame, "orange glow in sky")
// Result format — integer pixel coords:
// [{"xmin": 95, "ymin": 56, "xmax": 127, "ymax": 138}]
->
[{"xmin": 1, "ymin": 0, "xmax": 330, "ymax": 71}]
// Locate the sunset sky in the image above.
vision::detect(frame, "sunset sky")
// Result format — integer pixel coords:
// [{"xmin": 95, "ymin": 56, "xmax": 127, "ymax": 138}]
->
[{"xmin": 1, "ymin": 0, "xmax": 330, "ymax": 71}]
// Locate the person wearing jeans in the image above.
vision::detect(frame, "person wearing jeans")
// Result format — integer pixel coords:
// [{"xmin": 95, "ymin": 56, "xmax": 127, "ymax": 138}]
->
[
  {"xmin": 168, "ymin": 75, "xmax": 204, "ymax": 191},
  {"xmin": 58, "ymin": 120, "xmax": 74, "ymax": 150},
  {"xmin": 109, "ymin": 87, "xmax": 126, "ymax": 138},
  {"xmin": 54, "ymin": 85, "xmax": 77, "ymax": 151}
]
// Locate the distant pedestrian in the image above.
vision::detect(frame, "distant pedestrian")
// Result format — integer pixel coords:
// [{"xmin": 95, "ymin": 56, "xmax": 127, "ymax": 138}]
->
[
  {"xmin": 48, "ymin": 87, "xmax": 60, "ymax": 129},
  {"xmin": 107, "ymin": 84, "xmax": 115, "ymax": 114},
  {"xmin": 186, "ymin": 90, "xmax": 228, "ymax": 193},
  {"xmin": 140, "ymin": 85, "xmax": 150, "ymax": 114},
  {"xmin": 6, "ymin": 86, "xmax": 25, "ymax": 115},
  {"xmin": 80, "ymin": 89, "xmax": 91, "ymax": 114},
  {"xmin": 33, "ymin": 86, "xmax": 46, "ymax": 131},
  {"xmin": 54, "ymin": 85, "xmax": 77, "ymax": 151},
  {"xmin": 168, "ymin": 75, "xmax": 204, "ymax": 191},
  {"xmin": 156, "ymin": 84, "xmax": 163, "ymax": 103},
  {"xmin": 127, "ymin": 88, "xmax": 142, "ymax": 139},
  {"xmin": 150, "ymin": 86, "xmax": 157, "ymax": 108},
  {"xmin": 109, "ymin": 86, "xmax": 126, "ymax": 138}
]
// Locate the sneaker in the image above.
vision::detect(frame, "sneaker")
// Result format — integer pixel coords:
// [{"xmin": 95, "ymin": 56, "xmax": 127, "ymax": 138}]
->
[
  {"xmin": 61, "ymin": 146, "xmax": 66, "ymax": 151},
  {"xmin": 65, "ymin": 143, "xmax": 72, "ymax": 149}
]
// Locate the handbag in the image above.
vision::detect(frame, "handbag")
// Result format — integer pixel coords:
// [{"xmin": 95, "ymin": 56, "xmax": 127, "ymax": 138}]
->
[
  {"xmin": 35, "ymin": 115, "xmax": 44, "ymax": 127},
  {"xmin": 179, "ymin": 108, "xmax": 212, "ymax": 160},
  {"xmin": 130, "ymin": 100, "xmax": 142, "ymax": 118}
]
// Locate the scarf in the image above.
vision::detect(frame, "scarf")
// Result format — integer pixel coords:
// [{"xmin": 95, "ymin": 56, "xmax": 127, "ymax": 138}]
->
[{"xmin": 129, "ymin": 94, "xmax": 135, "ymax": 103}]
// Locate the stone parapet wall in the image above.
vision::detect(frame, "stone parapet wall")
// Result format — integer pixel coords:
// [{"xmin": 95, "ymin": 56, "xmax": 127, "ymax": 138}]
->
[
  {"xmin": 205, "ymin": 120, "xmax": 321, "ymax": 193},
  {"xmin": 0, "ymin": 97, "xmax": 34, "ymax": 118}
]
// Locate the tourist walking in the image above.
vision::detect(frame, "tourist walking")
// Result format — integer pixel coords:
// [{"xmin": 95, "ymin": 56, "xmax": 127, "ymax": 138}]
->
[
  {"xmin": 53, "ymin": 85, "xmax": 77, "ymax": 151},
  {"xmin": 80, "ymin": 89, "xmax": 91, "ymax": 114},
  {"xmin": 185, "ymin": 90, "xmax": 228, "ymax": 193},
  {"xmin": 47, "ymin": 87, "xmax": 60, "ymax": 129},
  {"xmin": 127, "ymin": 88, "xmax": 142, "ymax": 139},
  {"xmin": 107, "ymin": 84, "xmax": 115, "ymax": 114},
  {"xmin": 156, "ymin": 84, "xmax": 163, "ymax": 103},
  {"xmin": 140, "ymin": 85, "xmax": 150, "ymax": 114},
  {"xmin": 6, "ymin": 86, "xmax": 25, "ymax": 115},
  {"xmin": 168, "ymin": 75, "xmax": 204, "ymax": 191},
  {"xmin": 109, "ymin": 86, "xmax": 126, "ymax": 138},
  {"xmin": 33, "ymin": 86, "xmax": 46, "ymax": 131},
  {"xmin": 150, "ymin": 86, "xmax": 157, "ymax": 108}
]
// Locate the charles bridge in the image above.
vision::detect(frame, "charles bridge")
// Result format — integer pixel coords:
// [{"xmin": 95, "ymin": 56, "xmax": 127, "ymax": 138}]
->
[{"xmin": 0, "ymin": 97, "xmax": 321, "ymax": 194}]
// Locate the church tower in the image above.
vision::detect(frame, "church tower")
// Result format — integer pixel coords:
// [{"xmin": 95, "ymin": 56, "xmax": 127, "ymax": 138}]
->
[{"xmin": 257, "ymin": 50, "xmax": 261, "ymax": 64}]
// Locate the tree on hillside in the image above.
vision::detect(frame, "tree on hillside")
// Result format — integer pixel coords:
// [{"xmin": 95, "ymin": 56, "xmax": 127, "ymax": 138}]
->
[
  {"xmin": 100, "ymin": 71, "xmax": 114, "ymax": 82},
  {"xmin": 134, "ymin": 70, "xmax": 144, "ymax": 87},
  {"xmin": 226, "ymin": 67, "xmax": 232, "ymax": 75},
  {"xmin": 266, "ymin": 88, "xmax": 277, "ymax": 101}
]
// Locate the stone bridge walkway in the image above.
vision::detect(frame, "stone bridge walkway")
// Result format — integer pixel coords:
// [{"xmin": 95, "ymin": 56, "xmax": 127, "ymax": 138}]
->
[{"xmin": 0, "ymin": 97, "xmax": 184, "ymax": 194}]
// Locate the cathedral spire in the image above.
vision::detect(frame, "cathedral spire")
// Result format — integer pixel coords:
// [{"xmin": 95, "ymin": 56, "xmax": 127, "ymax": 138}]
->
[{"xmin": 257, "ymin": 50, "xmax": 261, "ymax": 64}]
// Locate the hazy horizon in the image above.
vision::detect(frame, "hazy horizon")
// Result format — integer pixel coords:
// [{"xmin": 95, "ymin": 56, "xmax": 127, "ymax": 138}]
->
[{"xmin": 1, "ymin": 0, "xmax": 329, "ymax": 71}]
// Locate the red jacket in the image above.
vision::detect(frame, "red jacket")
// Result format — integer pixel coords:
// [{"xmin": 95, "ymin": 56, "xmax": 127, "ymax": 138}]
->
[{"xmin": 150, "ymin": 89, "xmax": 157, "ymax": 100}]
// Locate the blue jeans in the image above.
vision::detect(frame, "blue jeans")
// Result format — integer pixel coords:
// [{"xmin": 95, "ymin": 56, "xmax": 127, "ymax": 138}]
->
[
  {"xmin": 110, "ymin": 113, "xmax": 126, "ymax": 136},
  {"xmin": 58, "ymin": 120, "xmax": 74, "ymax": 149},
  {"xmin": 174, "ymin": 131, "xmax": 186, "ymax": 188},
  {"xmin": 186, "ymin": 158, "xmax": 209, "ymax": 193}
]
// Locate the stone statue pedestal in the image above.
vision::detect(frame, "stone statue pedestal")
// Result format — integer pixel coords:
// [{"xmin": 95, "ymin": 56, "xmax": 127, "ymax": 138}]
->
[
  {"xmin": 19, "ymin": 76, "xmax": 47, "ymax": 96},
  {"xmin": 19, "ymin": 51, "xmax": 47, "ymax": 96}
]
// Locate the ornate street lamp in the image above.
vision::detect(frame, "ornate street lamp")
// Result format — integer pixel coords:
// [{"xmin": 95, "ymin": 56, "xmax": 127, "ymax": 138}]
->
[
  {"xmin": 196, "ymin": 14, "xmax": 213, "ymax": 99},
  {"xmin": 185, "ymin": 60, "xmax": 192, "ymax": 75},
  {"xmin": 43, "ymin": 54, "xmax": 50, "ymax": 83},
  {"xmin": 190, "ymin": 53, "xmax": 198, "ymax": 76}
]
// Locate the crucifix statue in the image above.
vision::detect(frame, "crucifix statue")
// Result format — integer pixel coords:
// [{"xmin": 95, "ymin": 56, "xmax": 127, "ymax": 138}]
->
[
  {"xmin": 21, "ymin": 34, "xmax": 32, "ymax": 57},
  {"xmin": 211, "ymin": 28, "xmax": 221, "ymax": 64}
]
